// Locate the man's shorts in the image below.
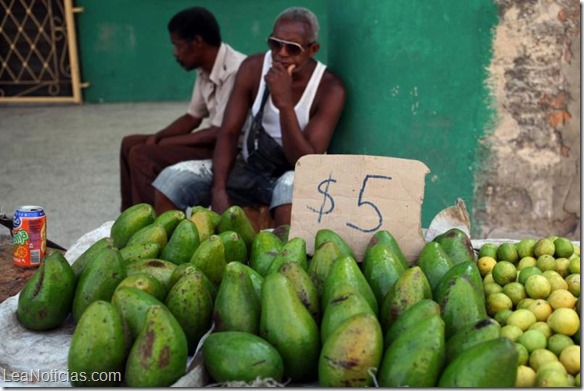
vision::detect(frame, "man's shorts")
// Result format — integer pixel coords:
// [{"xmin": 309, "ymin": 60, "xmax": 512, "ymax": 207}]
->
[{"xmin": 152, "ymin": 156, "xmax": 294, "ymax": 212}]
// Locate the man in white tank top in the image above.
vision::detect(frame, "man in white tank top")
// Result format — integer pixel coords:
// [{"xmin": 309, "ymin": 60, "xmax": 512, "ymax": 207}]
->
[{"xmin": 153, "ymin": 7, "xmax": 346, "ymax": 226}]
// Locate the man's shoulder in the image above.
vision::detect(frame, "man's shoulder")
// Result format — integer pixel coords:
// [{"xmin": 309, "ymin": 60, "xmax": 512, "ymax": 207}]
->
[
  {"xmin": 222, "ymin": 44, "xmax": 247, "ymax": 73},
  {"xmin": 319, "ymin": 67, "xmax": 346, "ymax": 93}
]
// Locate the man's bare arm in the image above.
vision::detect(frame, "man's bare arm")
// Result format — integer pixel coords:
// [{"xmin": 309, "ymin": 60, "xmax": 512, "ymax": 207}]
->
[{"xmin": 150, "ymin": 113, "xmax": 202, "ymax": 144}]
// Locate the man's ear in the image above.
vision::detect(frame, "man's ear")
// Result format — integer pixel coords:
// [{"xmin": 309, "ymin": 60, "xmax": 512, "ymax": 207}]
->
[
  {"xmin": 309, "ymin": 42, "xmax": 320, "ymax": 57},
  {"xmin": 192, "ymin": 35, "xmax": 204, "ymax": 48}
]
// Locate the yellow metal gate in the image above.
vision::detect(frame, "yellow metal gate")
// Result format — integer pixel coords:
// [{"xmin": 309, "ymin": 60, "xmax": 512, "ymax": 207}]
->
[{"xmin": 0, "ymin": 0, "xmax": 83, "ymax": 103}]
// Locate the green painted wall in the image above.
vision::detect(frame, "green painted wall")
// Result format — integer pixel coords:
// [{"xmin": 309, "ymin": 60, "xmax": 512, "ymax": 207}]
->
[
  {"xmin": 327, "ymin": 0, "xmax": 498, "ymax": 228},
  {"xmin": 75, "ymin": 0, "xmax": 327, "ymax": 103}
]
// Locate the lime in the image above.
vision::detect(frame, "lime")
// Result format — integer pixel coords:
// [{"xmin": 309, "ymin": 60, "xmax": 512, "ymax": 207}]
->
[
  {"xmin": 545, "ymin": 272, "xmax": 569, "ymax": 292},
  {"xmin": 517, "ymin": 256, "xmax": 537, "ymax": 270},
  {"xmin": 497, "ymin": 242, "xmax": 519, "ymax": 263},
  {"xmin": 516, "ymin": 343, "xmax": 530, "ymax": 366},
  {"xmin": 502, "ymin": 281, "xmax": 526, "ymax": 305},
  {"xmin": 565, "ymin": 273, "xmax": 580, "ymax": 296},
  {"xmin": 516, "ymin": 298, "xmax": 535, "ymax": 310},
  {"xmin": 534, "ymin": 238, "xmax": 556, "ymax": 257},
  {"xmin": 547, "ymin": 289, "xmax": 576, "ymax": 310},
  {"xmin": 529, "ymin": 348, "xmax": 559, "ymax": 372},
  {"xmin": 515, "ymin": 365, "xmax": 536, "ymax": 387},
  {"xmin": 528, "ymin": 321, "xmax": 552, "ymax": 338},
  {"xmin": 500, "ymin": 324, "xmax": 523, "ymax": 342},
  {"xmin": 547, "ymin": 308, "xmax": 580, "ymax": 336},
  {"xmin": 492, "ymin": 261, "xmax": 517, "ymax": 286},
  {"xmin": 547, "ymin": 333, "xmax": 575, "ymax": 356},
  {"xmin": 483, "ymin": 282, "xmax": 503, "ymax": 297},
  {"xmin": 507, "ymin": 308, "xmax": 537, "ymax": 331},
  {"xmin": 518, "ymin": 266, "xmax": 543, "ymax": 285},
  {"xmin": 517, "ymin": 329, "xmax": 547, "ymax": 352},
  {"xmin": 554, "ymin": 237, "xmax": 575, "ymax": 258},
  {"xmin": 559, "ymin": 345, "xmax": 580, "ymax": 375},
  {"xmin": 574, "ymin": 245, "xmax": 580, "ymax": 256},
  {"xmin": 483, "ymin": 273, "xmax": 495, "ymax": 286},
  {"xmin": 477, "ymin": 256, "xmax": 497, "ymax": 277},
  {"xmin": 538, "ymin": 360, "xmax": 568, "ymax": 375},
  {"xmin": 576, "ymin": 372, "xmax": 580, "ymax": 387},
  {"xmin": 554, "ymin": 257, "xmax": 571, "ymax": 278},
  {"xmin": 535, "ymin": 368, "xmax": 570, "ymax": 387},
  {"xmin": 494, "ymin": 308, "xmax": 513, "ymax": 325},
  {"xmin": 568, "ymin": 257, "xmax": 580, "ymax": 274},
  {"xmin": 527, "ymin": 299, "xmax": 553, "ymax": 322},
  {"xmin": 517, "ymin": 238, "xmax": 537, "ymax": 258},
  {"xmin": 479, "ymin": 243, "xmax": 498, "ymax": 259},
  {"xmin": 525, "ymin": 274, "xmax": 551, "ymax": 299},
  {"xmin": 536, "ymin": 254, "xmax": 557, "ymax": 272},
  {"xmin": 486, "ymin": 292, "xmax": 513, "ymax": 317}
]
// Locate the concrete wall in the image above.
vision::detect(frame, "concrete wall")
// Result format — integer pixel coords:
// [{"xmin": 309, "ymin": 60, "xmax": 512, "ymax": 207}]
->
[{"xmin": 474, "ymin": 0, "xmax": 581, "ymax": 240}]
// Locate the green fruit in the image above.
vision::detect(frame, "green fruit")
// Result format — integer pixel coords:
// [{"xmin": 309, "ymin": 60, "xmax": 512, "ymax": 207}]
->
[
  {"xmin": 125, "ymin": 223, "xmax": 168, "ymax": 249},
  {"xmin": 219, "ymin": 230, "xmax": 248, "ymax": 264},
  {"xmin": 217, "ymin": 205, "xmax": 257, "ymax": 251},
  {"xmin": 362, "ymin": 243, "xmax": 406, "ymax": 304},
  {"xmin": 415, "ymin": 241, "xmax": 454, "ymax": 291},
  {"xmin": 17, "ymin": 251, "xmax": 76, "ymax": 331},
  {"xmin": 153, "ymin": 209, "xmax": 186, "ymax": 238},
  {"xmin": 384, "ymin": 299, "xmax": 441, "ymax": 349},
  {"xmin": 115, "ymin": 272, "xmax": 166, "ymax": 301},
  {"xmin": 110, "ymin": 203, "xmax": 156, "ymax": 249},
  {"xmin": 111, "ymin": 286, "xmax": 165, "ymax": 339},
  {"xmin": 432, "ymin": 228, "xmax": 476, "ymax": 265},
  {"xmin": 203, "ymin": 331, "xmax": 284, "ymax": 383},
  {"xmin": 160, "ymin": 219, "xmax": 200, "ymax": 265},
  {"xmin": 190, "ymin": 235, "xmax": 226, "ymax": 285},
  {"xmin": 68, "ymin": 301, "xmax": 128, "ymax": 386},
  {"xmin": 249, "ymin": 231, "xmax": 283, "ymax": 277},
  {"xmin": 119, "ymin": 242, "xmax": 161, "ymax": 265},
  {"xmin": 71, "ymin": 237, "xmax": 116, "ymax": 280},
  {"xmin": 125, "ymin": 258, "xmax": 177, "ymax": 294},
  {"xmin": 315, "ymin": 228, "xmax": 356, "ymax": 261},
  {"xmin": 365, "ymin": 230, "xmax": 410, "ymax": 270}
]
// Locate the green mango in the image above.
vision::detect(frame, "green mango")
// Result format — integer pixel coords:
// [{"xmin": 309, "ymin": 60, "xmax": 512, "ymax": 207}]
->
[
  {"xmin": 320, "ymin": 283, "xmax": 374, "ymax": 344},
  {"xmin": 378, "ymin": 315, "xmax": 445, "ymax": 387},
  {"xmin": 322, "ymin": 255, "xmax": 378, "ymax": 316},
  {"xmin": 445, "ymin": 318, "xmax": 501, "ymax": 364},
  {"xmin": 160, "ymin": 219, "xmax": 200, "ymax": 265},
  {"xmin": 219, "ymin": 230, "xmax": 248, "ymax": 264},
  {"xmin": 190, "ymin": 234, "xmax": 226, "ymax": 285},
  {"xmin": 438, "ymin": 338, "xmax": 518, "ymax": 387},
  {"xmin": 213, "ymin": 262, "xmax": 260, "ymax": 335},
  {"xmin": 119, "ymin": 242, "xmax": 161, "ymax": 265},
  {"xmin": 166, "ymin": 271, "xmax": 214, "ymax": 354},
  {"xmin": 169, "ymin": 263, "xmax": 217, "ymax": 300},
  {"xmin": 307, "ymin": 241, "xmax": 343, "ymax": 297},
  {"xmin": 72, "ymin": 247, "xmax": 126, "ymax": 323},
  {"xmin": 189, "ymin": 209, "xmax": 216, "ymax": 243},
  {"xmin": 125, "ymin": 258, "xmax": 177, "ymax": 294},
  {"xmin": 111, "ymin": 286, "xmax": 165, "ymax": 339},
  {"xmin": 415, "ymin": 241, "xmax": 454, "ymax": 291},
  {"xmin": 384, "ymin": 299, "xmax": 441, "ymax": 349},
  {"xmin": 365, "ymin": 229, "xmax": 410, "ymax": 269},
  {"xmin": 71, "ymin": 237, "xmax": 116, "ymax": 280},
  {"xmin": 433, "ymin": 261, "xmax": 484, "ymax": 305},
  {"xmin": 110, "ymin": 203, "xmax": 156, "ymax": 249},
  {"xmin": 114, "ymin": 272, "xmax": 166, "ymax": 302},
  {"xmin": 203, "ymin": 331, "xmax": 284, "ymax": 383},
  {"xmin": 433, "ymin": 227, "xmax": 476, "ymax": 265},
  {"xmin": 315, "ymin": 229, "xmax": 356, "ymax": 260},
  {"xmin": 153, "ymin": 209, "xmax": 186, "ymax": 238},
  {"xmin": 189, "ymin": 205, "xmax": 221, "ymax": 229},
  {"xmin": 125, "ymin": 223, "xmax": 168, "ymax": 250},
  {"xmin": 237, "ymin": 263, "xmax": 264, "ymax": 304},
  {"xmin": 266, "ymin": 237, "xmax": 307, "ymax": 275},
  {"xmin": 125, "ymin": 305, "xmax": 188, "ymax": 387},
  {"xmin": 249, "ymin": 231, "xmax": 283, "ymax": 276},
  {"xmin": 217, "ymin": 205, "xmax": 257, "ymax": 251},
  {"xmin": 318, "ymin": 312, "xmax": 383, "ymax": 387},
  {"xmin": 17, "ymin": 251, "xmax": 75, "ymax": 331},
  {"xmin": 272, "ymin": 224, "xmax": 291, "ymax": 243},
  {"xmin": 278, "ymin": 261, "xmax": 320, "ymax": 324},
  {"xmin": 68, "ymin": 300, "xmax": 129, "ymax": 386},
  {"xmin": 260, "ymin": 273, "xmax": 320, "ymax": 382},
  {"xmin": 379, "ymin": 266, "xmax": 432, "ymax": 333},
  {"xmin": 362, "ymin": 243, "xmax": 406, "ymax": 304}
]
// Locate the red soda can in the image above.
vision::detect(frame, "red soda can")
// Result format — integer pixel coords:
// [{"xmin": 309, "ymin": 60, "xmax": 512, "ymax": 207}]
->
[{"xmin": 13, "ymin": 206, "xmax": 47, "ymax": 268}]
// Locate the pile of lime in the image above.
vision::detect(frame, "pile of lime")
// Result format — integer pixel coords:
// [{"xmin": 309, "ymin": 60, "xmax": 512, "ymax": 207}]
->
[{"xmin": 478, "ymin": 236, "xmax": 580, "ymax": 387}]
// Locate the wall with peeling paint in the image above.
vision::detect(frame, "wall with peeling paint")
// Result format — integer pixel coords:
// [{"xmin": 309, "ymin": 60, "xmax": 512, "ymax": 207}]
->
[{"xmin": 475, "ymin": 0, "xmax": 580, "ymax": 240}]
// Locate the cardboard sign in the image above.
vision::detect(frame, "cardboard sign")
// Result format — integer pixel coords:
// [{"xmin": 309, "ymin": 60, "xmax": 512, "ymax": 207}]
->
[{"xmin": 289, "ymin": 154, "xmax": 430, "ymax": 262}]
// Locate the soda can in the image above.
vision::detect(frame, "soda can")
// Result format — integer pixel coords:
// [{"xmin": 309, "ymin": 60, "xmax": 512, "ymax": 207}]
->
[{"xmin": 13, "ymin": 206, "xmax": 47, "ymax": 268}]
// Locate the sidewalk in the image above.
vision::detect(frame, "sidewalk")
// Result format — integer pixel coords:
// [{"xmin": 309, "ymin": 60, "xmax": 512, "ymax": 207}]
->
[{"xmin": 1, "ymin": 102, "xmax": 186, "ymax": 249}]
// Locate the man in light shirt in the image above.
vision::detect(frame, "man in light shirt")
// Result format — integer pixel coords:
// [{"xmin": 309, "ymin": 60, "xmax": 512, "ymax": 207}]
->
[{"xmin": 119, "ymin": 6, "xmax": 245, "ymax": 211}]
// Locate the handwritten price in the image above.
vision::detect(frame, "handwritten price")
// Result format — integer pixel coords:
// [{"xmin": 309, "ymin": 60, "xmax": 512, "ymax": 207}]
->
[{"xmin": 307, "ymin": 173, "xmax": 392, "ymax": 233}]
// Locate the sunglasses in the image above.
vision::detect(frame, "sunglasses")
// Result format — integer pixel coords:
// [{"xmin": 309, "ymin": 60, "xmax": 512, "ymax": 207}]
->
[{"xmin": 267, "ymin": 36, "xmax": 313, "ymax": 56}]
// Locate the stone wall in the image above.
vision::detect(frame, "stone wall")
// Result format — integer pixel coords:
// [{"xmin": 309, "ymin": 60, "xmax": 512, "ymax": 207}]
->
[{"xmin": 474, "ymin": 0, "xmax": 580, "ymax": 240}]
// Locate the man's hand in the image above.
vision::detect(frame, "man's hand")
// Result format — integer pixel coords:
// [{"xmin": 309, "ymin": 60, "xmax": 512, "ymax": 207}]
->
[
  {"xmin": 265, "ymin": 63, "xmax": 295, "ymax": 110},
  {"xmin": 211, "ymin": 188, "xmax": 231, "ymax": 215},
  {"xmin": 145, "ymin": 135, "xmax": 159, "ymax": 145}
]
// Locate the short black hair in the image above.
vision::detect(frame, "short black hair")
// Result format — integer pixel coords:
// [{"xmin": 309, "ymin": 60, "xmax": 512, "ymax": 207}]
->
[{"xmin": 168, "ymin": 7, "xmax": 221, "ymax": 46}]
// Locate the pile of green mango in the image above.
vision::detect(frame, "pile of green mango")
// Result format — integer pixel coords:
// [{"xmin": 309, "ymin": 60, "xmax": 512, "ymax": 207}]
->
[{"xmin": 18, "ymin": 202, "xmax": 570, "ymax": 387}]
